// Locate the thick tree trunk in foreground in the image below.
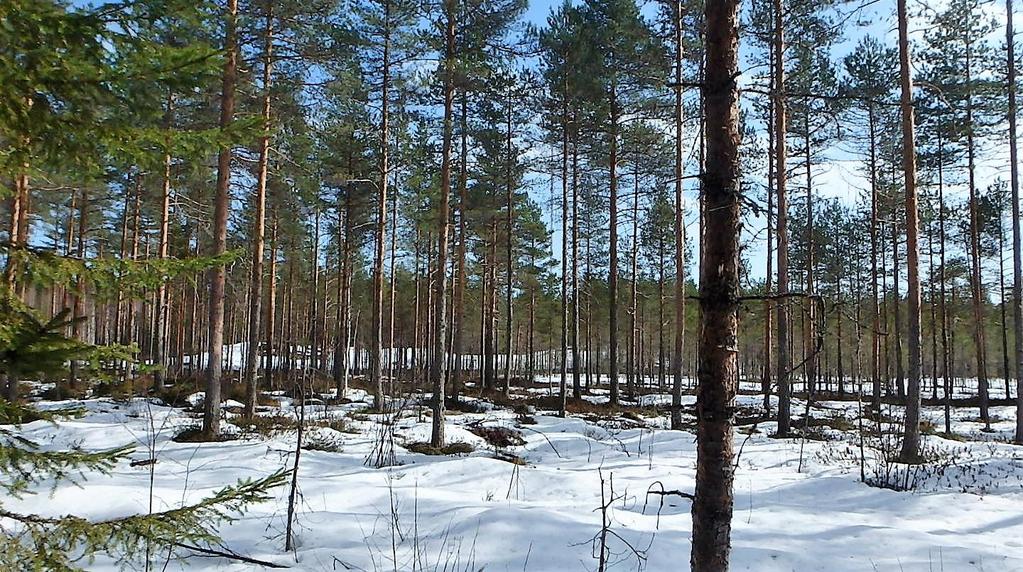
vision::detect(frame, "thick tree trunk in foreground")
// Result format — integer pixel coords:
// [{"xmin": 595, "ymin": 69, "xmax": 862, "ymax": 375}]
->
[
  {"xmin": 897, "ymin": 0, "xmax": 924, "ymax": 463},
  {"xmin": 203, "ymin": 0, "xmax": 239, "ymax": 439},
  {"xmin": 691, "ymin": 0, "xmax": 740, "ymax": 567}
]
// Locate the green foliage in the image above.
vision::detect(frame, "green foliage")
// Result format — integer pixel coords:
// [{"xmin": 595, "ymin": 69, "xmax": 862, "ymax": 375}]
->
[
  {"xmin": 0, "ymin": 467, "xmax": 288, "ymax": 571},
  {"xmin": 2, "ymin": 244, "xmax": 240, "ymax": 301},
  {"xmin": 0, "ymin": 295, "xmax": 288, "ymax": 570},
  {"xmin": 0, "ymin": 297, "xmax": 89, "ymax": 383}
]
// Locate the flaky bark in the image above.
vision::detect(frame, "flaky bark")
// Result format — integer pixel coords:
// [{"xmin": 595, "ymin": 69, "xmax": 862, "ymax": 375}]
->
[
  {"xmin": 203, "ymin": 0, "xmax": 239, "ymax": 438},
  {"xmin": 897, "ymin": 0, "xmax": 924, "ymax": 463},
  {"xmin": 690, "ymin": 0, "xmax": 740, "ymax": 567}
]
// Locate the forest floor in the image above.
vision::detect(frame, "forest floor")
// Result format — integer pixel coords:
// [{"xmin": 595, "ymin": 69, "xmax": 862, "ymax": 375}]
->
[{"xmin": 7, "ymin": 378, "xmax": 1023, "ymax": 571}]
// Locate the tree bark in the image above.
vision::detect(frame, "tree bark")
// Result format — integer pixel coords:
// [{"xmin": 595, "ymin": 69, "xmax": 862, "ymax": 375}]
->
[
  {"xmin": 243, "ymin": 4, "xmax": 273, "ymax": 418},
  {"xmin": 965, "ymin": 38, "xmax": 990, "ymax": 427},
  {"xmin": 154, "ymin": 93, "xmax": 174, "ymax": 390},
  {"xmin": 370, "ymin": 0, "xmax": 392, "ymax": 413},
  {"xmin": 430, "ymin": 0, "xmax": 456, "ymax": 447},
  {"xmin": 671, "ymin": 0, "xmax": 687, "ymax": 429},
  {"xmin": 609, "ymin": 81, "xmax": 620, "ymax": 405},
  {"xmin": 504, "ymin": 82, "xmax": 514, "ymax": 395},
  {"xmin": 453, "ymin": 92, "xmax": 469, "ymax": 403},
  {"xmin": 773, "ymin": 0, "xmax": 792, "ymax": 437},
  {"xmin": 869, "ymin": 104, "xmax": 881, "ymax": 407},
  {"xmin": 897, "ymin": 0, "xmax": 924, "ymax": 462},
  {"xmin": 1006, "ymin": 0, "xmax": 1023, "ymax": 444},
  {"xmin": 691, "ymin": 0, "xmax": 740, "ymax": 565},
  {"xmin": 203, "ymin": 0, "xmax": 239, "ymax": 439}
]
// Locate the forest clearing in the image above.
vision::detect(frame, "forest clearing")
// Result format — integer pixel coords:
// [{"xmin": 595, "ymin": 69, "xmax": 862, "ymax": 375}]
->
[{"xmin": 10, "ymin": 374, "xmax": 1023, "ymax": 571}]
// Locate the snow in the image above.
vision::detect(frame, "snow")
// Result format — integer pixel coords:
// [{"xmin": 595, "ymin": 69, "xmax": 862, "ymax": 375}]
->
[{"xmin": 5, "ymin": 390, "xmax": 1023, "ymax": 571}]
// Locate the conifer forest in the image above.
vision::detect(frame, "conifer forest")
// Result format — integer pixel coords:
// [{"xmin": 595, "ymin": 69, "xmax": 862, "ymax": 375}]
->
[{"xmin": 4, "ymin": 0, "xmax": 1023, "ymax": 569}]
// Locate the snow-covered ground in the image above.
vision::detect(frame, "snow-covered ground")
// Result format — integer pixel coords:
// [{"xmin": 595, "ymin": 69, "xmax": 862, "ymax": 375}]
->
[{"xmin": 6, "ymin": 388, "xmax": 1023, "ymax": 571}]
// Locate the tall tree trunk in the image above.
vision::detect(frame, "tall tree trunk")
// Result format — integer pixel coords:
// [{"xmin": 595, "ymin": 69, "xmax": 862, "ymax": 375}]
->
[
  {"xmin": 430, "ymin": 0, "xmax": 456, "ymax": 447},
  {"xmin": 69, "ymin": 188, "xmax": 88, "ymax": 390},
  {"xmin": 869, "ymin": 105, "xmax": 881, "ymax": 407},
  {"xmin": 929, "ymin": 217, "xmax": 939, "ymax": 401},
  {"xmin": 628, "ymin": 168, "xmax": 640, "ymax": 400},
  {"xmin": 999, "ymin": 218, "xmax": 1010, "ymax": 399},
  {"xmin": 893, "ymin": 221, "xmax": 905, "ymax": 399},
  {"xmin": 154, "ymin": 93, "xmax": 174, "ymax": 390},
  {"xmin": 1006, "ymin": 0, "xmax": 1023, "ymax": 444},
  {"xmin": 310, "ymin": 207, "xmax": 321, "ymax": 372},
  {"xmin": 608, "ymin": 85, "xmax": 620, "ymax": 406},
  {"xmin": 659, "ymin": 231, "xmax": 666, "ymax": 391},
  {"xmin": 773, "ymin": 0, "xmax": 792, "ymax": 437},
  {"xmin": 671, "ymin": 0, "xmax": 687, "ymax": 429},
  {"xmin": 762, "ymin": 43, "xmax": 775, "ymax": 415},
  {"xmin": 571, "ymin": 116, "xmax": 582, "ymax": 399},
  {"xmin": 453, "ymin": 92, "xmax": 469, "ymax": 403},
  {"xmin": 504, "ymin": 85, "xmax": 514, "ymax": 395},
  {"xmin": 243, "ymin": 5, "xmax": 273, "ymax": 418},
  {"xmin": 560, "ymin": 94, "xmax": 569, "ymax": 415},
  {"xmin": 691, "ymin": 0, "xmax": 740, "ymax": 565},
  {"xmin": 371, "ymin": 0, "xmax": 392, "ymax": 412},
  {"xmin": 4, "ymin": 161, "xmax": 30, "ymax": 297},
  {"xmin": 265, "ymin": 215, "xmax": 278, "ymax": 391},
  {"xmin": 803, "ymin": 115, "xmax": 816, "ymax": 396},
  {"xmin": 897, "ymin": 0, "xmax": 924, "ymax": 462},
  {"xmin": 965, "ymin": 39, "xmax": 990, "ymax": 427},
  {"xmin": 388, "ymin": 171, "xmax": 399, "ymax": 389},
  {"xmin": 202, "ymin": 0, "xmax": 239, "ymax": 438}
]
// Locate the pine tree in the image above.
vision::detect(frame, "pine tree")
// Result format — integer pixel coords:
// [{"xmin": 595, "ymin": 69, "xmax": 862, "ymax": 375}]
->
[{"xmin": 691, "ymin": 0, "xmax": 740, "ymax": 565}]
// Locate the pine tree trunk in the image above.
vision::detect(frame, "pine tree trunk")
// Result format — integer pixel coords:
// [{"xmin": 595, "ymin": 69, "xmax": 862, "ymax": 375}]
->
[
  {"xmin": 762, "ymin": 47, "xmax": 775, "ymax": 415},
  {"xmin": 560, "ymin": 95, "xmax": 569, "ymax": 415},
  {"xmin": 628, "ymin": 169, "xmax": 639, "ymax": 401},
  {"xmin": 869, "ymin": 105, "xmax": 881, "ymax": 407},
  {"xmin": 203, "ymin": 0, "xmax": 239, "ymax": 438},
  {"xmin": 453, "ymin": 92, "xmax": 469, "ymax": 403},
  {"xmin": 671, "ymin": 0, "xmax": 686, "ymax": 429},
  {"xmin": 1006, "ymin": 0, "xmax": 1023, "ymax": 444},
  {"xmin": 430, "ymin": 0, "xmax": 456, "ymax": 447},
  {"xmin": 608, "ymin": 85, "xmax": 620, "ymax": 405},
  {"xmin": 265, "ymin": 215, "xmax": 278, "ymax": 391},
  {"xmin": 999, "ymin": 221, "xmax": 1010, "ymax": 399},
  {"xmin": 69, "ymin": 188, "xmax": 88, "ymax": 390},
  {"xmin": 154, "ymin": 93, "xmax": 174, "ymax": 389},
  {"xmin": 897, "ymin": 0, "xmax": 924, "ymax": 462},
  {"xmin": 571, "ymin": 118, "xmax": 582, "ymax": 399},
  {"xmin": 243, "ymin": 5, "xmax": 273, "ymax": 418},
  {"xmin": 893, "ymin": 222, "xmax": 905, "ymax": 399},
  {"xmin": 773, "ymin": 0, "xmax": 792, "ymax": 437},
  {"xmin": 804, "ymin": 116, "xmax": 816, "ymax": 396},
  {"xmin": 370, "ymin": 0, "xmax": 392, "ymax": 412},
  {"xmin": 504, "ymin": 87, "xmax": 514, "ymax": 395},
  {"xmin": 691, "ymin": 0, "xmax": 740, "ymax": 565},
  {"xmin": 966, "ymin": 40, "xmax": 990, "ymax": 427}
]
